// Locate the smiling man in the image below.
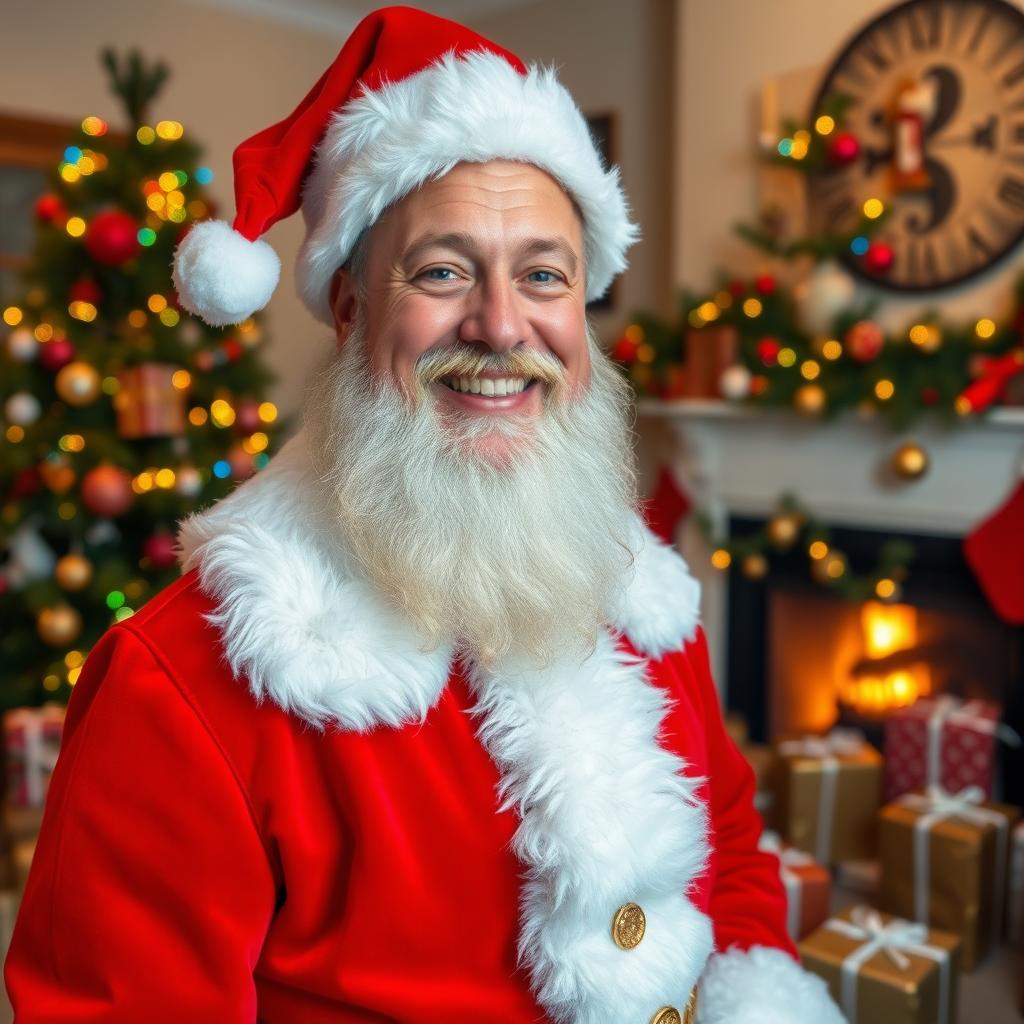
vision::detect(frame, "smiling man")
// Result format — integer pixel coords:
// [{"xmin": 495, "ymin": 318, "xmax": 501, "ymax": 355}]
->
[{"xmin": 5, "ymin": 7, "xmax": 844, "ymax": 1024}]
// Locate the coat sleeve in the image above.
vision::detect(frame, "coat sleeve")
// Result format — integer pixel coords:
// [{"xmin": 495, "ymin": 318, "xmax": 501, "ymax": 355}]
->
[
  {"xmin": 4, "ymin": 624, "xmax": 278, "ymax": 1023},
  {"xmin": 675, "ymin": 628, "xmax": 845, "ymax": 1024}
]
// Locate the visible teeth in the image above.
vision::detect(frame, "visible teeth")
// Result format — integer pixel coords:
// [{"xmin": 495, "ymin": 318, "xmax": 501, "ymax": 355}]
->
[{"xmin": 444, "ymin": 376, "xmax": 529, "ymax": 395}]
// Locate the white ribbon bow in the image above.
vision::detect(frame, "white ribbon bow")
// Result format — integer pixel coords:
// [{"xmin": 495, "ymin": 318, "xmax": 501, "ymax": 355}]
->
[
  {"xmin": 777, "ymin": 729, "xmax": 866, "ymax": 863},
  {"xmin": 826, "ymin": 906, "xmax": 951, "ymax": 1024},
  {"xmin": 898, "ymin": 784, "xmax": 1010, "ymax": 945},
  {"xmin": 759, "ymin": 831, "xmax": 816, "ymax": 938}
]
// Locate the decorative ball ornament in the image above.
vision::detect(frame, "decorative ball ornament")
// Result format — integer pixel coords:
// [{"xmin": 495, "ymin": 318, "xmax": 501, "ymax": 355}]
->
[
  {"xmin": 81, "ymin": 464, "xmax": 134, "ymax": 517},
  {"xmin": 174, "ymin": 464, "xmax": 203, "ymax": 497},
  {"xmin": 7, "ymin": 327, "xmax": 38, "ymax": 362},
  {"xmin": 827, "ymin": 131, "xmax": 861, "ymax": 166},
  {"xmin": 142, "ymin": 532, "xmax": 179, "ymax": 570},
  {"xmin": 84, "ymin": 209, "xmax": 141, "ymax": 266},
  {"xmin": 890, "ymin": 441, "xmax": 930, "ymax": 481},
  {"xmin": 227, "ymin": 443, "xmax": 256, "ymax": 481},
  {"xmin": 5, "ymin": 392, "xmax": 41, "ymax": 426},
  {"xmin": 38, "ymin": 337, "xmax": 75, "ymax": 372},
  {"xmin": 767, "ymin": 513, "xmax": 801, "ymax": 549},
  {"xmin": 754, "ymin": 274, "xmax": 776, "ymax": 295},
  {"xmin": 34, "ymin": 193, "xmax": 66, "ymax": 224},
  {"xmin": 38, "ymin": 455, "xmax": 76, "ymax": 495},
  {"xmin": 796, "ymin": 260, "xmax": 856, "ymax": 335},
  {"xmin": 757, "ymin": 337, "xmax": 782, "ymax": 366},
  {"xmin": 37, "ymin": 604, "xmax": 83, "ymax": 647},
  {"xmin": 794, "ymin": 383, "xmax": 827, "ymax": 416},
  {"xmin": 845, "ymin": 320, "xmax": 885, "ymax": 363},
  {"xmin": 68, "ymin": 277, "xmax": 102, "ymax": 305},
  {"xmin": 741, "ymin": 553, "xmax": 770, "ymax": 580},
  {"xmin": 234, "ymin": 398, "xmax": 263, "ymax": 434},
  {"xmin": 863, "ymin": 241, "xmax": 895, "ymax": 274},
  {"xmin": 611, "ymin": 336, "xmax": 638, "ymax": 363},
  {"xmin": 55, "ymin": 553, "xmax": 94, "ymax": 591},
  {"xmin": 55, "ymin": 361, "xmax": 102, "ymax": 406},
  {"xmin": 719, "ymin": 364, "xmax": 753, "ymax": 401}
]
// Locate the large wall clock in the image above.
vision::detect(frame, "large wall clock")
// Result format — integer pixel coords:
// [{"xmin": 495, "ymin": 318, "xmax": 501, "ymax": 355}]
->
[{"xmin": 809, "ymin": 0, "xmax": 1024, "ymax": 292}]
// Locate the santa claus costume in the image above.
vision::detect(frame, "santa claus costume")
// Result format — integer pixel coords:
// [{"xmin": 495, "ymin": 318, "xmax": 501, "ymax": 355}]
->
[{"xmin": 5, "ymin": 8, "xmax": 844, "ymax": 1023}]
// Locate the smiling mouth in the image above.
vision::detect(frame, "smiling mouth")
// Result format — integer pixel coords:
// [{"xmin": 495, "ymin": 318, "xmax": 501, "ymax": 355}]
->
[{"xmin": 440, "ymin": 376, "xmax": 536, "ymax": 396}]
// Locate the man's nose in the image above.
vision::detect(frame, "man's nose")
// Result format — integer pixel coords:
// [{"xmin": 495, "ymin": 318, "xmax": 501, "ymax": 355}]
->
[{"xmin": 458, "ymin": 275, "xmax": 529, "ymax": 353}]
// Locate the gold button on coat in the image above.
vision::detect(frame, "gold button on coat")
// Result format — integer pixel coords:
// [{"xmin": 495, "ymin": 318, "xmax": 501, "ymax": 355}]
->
[
  {"xmin": 611, "ymin": 902, "xmax": 646, "ymax": 949},
  {"xmin": 650, "ymin": 1007, "xmax": 681, "ymax": 1024}
]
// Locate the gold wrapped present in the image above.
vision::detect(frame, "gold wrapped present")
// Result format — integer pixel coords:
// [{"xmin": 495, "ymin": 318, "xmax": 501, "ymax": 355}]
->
[
  {"xmin": 800, "ymin": 905, "xmax": 960, "ymax": 1024},
  {"xmin": 776, "ymin": 729, "xmax": 882, "ymax": 864},
  {"xmin": 740, "ymin": 741, "xmax": 778, "ymax": 829},
  {"xmin": 879, "ymin": 785, "xmax": 1019, "ymax": 970}
]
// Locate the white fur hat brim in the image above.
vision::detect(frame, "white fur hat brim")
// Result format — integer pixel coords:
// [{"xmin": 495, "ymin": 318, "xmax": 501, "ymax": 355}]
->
[{"xmin": 296, "ymin": 49, "xmax": 639, "ymax": 325}]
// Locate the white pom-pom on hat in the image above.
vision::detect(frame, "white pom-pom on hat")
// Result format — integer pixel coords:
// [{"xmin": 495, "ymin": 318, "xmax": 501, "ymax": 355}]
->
[{"xmin": 172, "ymin": 220, "xmax": 280, "ymax": 327}]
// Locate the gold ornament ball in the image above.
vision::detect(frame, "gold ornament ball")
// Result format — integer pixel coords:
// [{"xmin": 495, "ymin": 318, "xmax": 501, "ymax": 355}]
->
[
  {"xmin": 55, "ymin": 553, "xmax": 94, "ymax": 591},
  {"xmin": 39, "ymin": 454, "xmax": 76, "ymax": 495},
  {"xmin": 742, "ymin": 553, "xmax": 770, "ymax": 580},
  {"xmin": 768, "ymin": 514, "xmax": 800, "ymax": 548},
  {"xmin": 794, "ymin": 383, "xmax": 827, "ymax": 416},
  {"xmin": 37, "ymin": 604, "xmax": 83, "ymax": 647},
  {"xmin": 891, "ymin": 441, "xmax": 929, "ymax": 480},
  {"xmin": 55, "ymin": 360, "xmax": 102, "ymax": 406}
]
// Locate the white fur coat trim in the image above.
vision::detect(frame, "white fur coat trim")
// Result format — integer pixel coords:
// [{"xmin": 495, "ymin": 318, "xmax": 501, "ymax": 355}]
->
[
  {"xmin": 296, "ymin": 48, "xmax": 639, "ymax": 324},
  {"xmin": 696, "ymin": 946, "xmax": 846, "ymax": 1023},
  {"xmin": 176, "ymin": 430, "xmax": 701, "ymax": 734}
]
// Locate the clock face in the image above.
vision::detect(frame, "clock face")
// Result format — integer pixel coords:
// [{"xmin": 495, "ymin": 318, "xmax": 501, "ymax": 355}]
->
[{"xmin": 809, "ymin": 0, "xmax": 1024, "ymax": 292}]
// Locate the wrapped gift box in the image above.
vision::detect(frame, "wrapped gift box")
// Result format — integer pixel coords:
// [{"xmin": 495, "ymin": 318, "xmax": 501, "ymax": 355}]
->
[
  {"xmin": 740, "ymin": 741, "xmax": 778, "ymax": 828},
  {"xmin": 1010, "ymin": 819, "xmax": 1024, "ymax": 945},
  {"xmin": 776, "ymin": 730, "xmax": 883, "ymax": 865},
  {"xmin": 4, "ymin": 704, "xmax": 65, "ymax": 808},
  {"xmin": 800, "ymin": 905, "xmax": 960, "ymax": 1024},
  {"xmin": 883, "ymin": 697, "xmax": 1009, "ymax": 803},
  {"xmin": 758, "ymin": 831, "xmax": 830, "ymax": 940},
  {"xmin": 879, "ymin": 787, "xmax": 1019, "ymax": 970}
]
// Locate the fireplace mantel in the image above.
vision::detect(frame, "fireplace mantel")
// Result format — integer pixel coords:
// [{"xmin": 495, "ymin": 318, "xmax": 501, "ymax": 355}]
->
[{"xmin": 634, "ymin": 398, "xmax": 1024, "ymax": 686}]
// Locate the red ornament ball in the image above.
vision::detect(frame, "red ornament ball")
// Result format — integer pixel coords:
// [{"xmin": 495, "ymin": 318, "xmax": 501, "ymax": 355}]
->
[
  {"xmin": 8, "ymin": 467, "xmax": 41, "ymax": 500},
  {"xmin": 81, "ymin": 464, "xmax": 134, "ymax": 518},
  {"xmin": 828, "ymin": 131, "xmax": 861, "ymax": 166},
  {"xmin": 727, "ymin": 279, "xmax": 747, "ymax": 298},
  {"xmin": 69, "ymin": 277, "xmax": 102, "ymax": 305},
  {"xmin": 223, "ymin": 339, "xmax": 244, "ymax": 362},
  {"xmin": 85, "ymin": 210, "xmax": 141, "ymax": 266},
  {"xmin": 235, "ymin": 399, "xmax": 263, "ymax": 434},
  {"xmin": 864, "ymin": 242, "xmax": 894, "ymax": 274},
  {"xmin": 38, "ymin": 337, "xmax": 75, "ymax": 372},
  {"xmin": 227, "ymin": 444, "xmax": 256, "ymax": 481},
  {"xmin": 755, "ymin": 274, "xmax": 776, "ymax": 296},
  {"xmin": 612, "ymin": 336, "xmax": 639, "ymax": 363},
  {"xmin": 34, "ymin": 193, "xmax": 66, "ymax": 224},
  {"xmin": 845, "ymin": 320, "xmax": 885, "ymax": 363},
  {"xmin": 143, "ymin": 533, "xmax": 179, "ymax": 570},
  {"xmin": 756, "ymin": 337, "xmax": 782, "ymax": 366}
]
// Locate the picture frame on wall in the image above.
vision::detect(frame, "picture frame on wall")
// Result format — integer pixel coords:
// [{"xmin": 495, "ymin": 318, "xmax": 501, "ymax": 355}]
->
[
  {"xmin": 0, "ymin": 112, "xmax": 75, "ymax": 304},
  {"xmin": 584, "ymin": 111, "xmax": 617, "ymax": 313}
]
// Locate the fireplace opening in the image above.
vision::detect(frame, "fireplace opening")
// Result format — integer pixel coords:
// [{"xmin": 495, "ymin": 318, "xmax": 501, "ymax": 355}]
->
[{"xmin": 724, "ymin": 516, "xmax": 1024, "ymax": 804}]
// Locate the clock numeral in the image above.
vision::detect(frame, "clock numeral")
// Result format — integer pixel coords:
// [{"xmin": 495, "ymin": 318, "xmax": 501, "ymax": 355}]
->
[
  {"xmin": 862, "ymin": 37, "xmax": 891, "ymax": 72},
  {"xmin": 923, "ymin": 242, "xmax": 940, "ymax": 282},
  {"xmin": 967, "ymin": 226, "xmax": 994, "ymax": 261},
  {"xmin": 968, "ymin": 10, "xmax": 992, "ymax": 54},
  {"xmin": 1002, "ymin": 60, "xmax": 1024, "ymax": 91},
  {"xmin": 998, "ymin": 175, "xmax": 1024, "ymax": 211}
]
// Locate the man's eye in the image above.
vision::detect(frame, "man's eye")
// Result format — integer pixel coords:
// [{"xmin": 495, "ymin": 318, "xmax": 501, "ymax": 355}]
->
[
  {"xmin": 422, "ymin": 267, "xmax": 458, "ymax": 282},
  {"xmin": 527, "ymin": 270, "xmax": 561, "ymax": 284}
]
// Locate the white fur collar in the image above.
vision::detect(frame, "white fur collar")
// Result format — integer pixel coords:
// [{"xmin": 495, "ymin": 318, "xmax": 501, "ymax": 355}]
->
[{"xmin": 176, "ymin": 430, "xmax": 702, "ymax": 733}]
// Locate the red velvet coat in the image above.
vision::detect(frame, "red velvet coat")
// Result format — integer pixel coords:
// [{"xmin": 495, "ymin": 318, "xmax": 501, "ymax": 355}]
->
[{"xmin": 5, "ymin": 434, "xmax": 843, "ymax": 1024}]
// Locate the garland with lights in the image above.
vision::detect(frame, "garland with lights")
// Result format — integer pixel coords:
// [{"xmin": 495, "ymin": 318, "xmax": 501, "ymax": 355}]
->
[
  {"xmin": 696, "ymin": 494, "xmax": 914, "ymax": 602},
  {"xmin": 0, "ymin": 50, "xmax": 289, "ymax": 707}
]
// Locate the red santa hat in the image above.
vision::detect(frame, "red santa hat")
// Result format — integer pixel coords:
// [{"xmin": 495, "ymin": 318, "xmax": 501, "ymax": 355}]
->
[{"xmin": 172, "ymin": 4, "xmax": 639, "ymax": 327}]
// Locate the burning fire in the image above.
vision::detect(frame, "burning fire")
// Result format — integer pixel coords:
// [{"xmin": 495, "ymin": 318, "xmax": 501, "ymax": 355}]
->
[{"xmin": 839, "ymin": 601, "xmax": 930, "ymax": 716}]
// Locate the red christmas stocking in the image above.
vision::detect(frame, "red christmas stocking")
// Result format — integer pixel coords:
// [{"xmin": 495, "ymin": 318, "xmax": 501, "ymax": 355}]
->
[
  {"xmin": 642, "ymin": 467, "xmax": 692, "ymax": 545},
  {"xmin": 964, "ymin": 477, "xmax": 1024, "ymax": 624}
]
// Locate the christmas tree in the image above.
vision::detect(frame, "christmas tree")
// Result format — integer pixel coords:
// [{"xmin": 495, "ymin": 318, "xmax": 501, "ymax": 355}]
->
[{"xmin": 0, "ymin": 50, "xmax": 288, "ymax": 708}]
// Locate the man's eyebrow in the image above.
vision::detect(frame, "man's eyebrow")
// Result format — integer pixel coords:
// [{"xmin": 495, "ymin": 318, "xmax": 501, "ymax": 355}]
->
[{"xmin": 401, "ymin": 232, "xmax": 579, "ymax": 275}]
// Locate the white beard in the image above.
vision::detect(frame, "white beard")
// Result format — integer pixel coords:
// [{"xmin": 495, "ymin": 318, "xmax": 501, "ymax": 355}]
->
[{"xmin": 302, "ymin": 321, "xmax": 638, "ymax": 668}]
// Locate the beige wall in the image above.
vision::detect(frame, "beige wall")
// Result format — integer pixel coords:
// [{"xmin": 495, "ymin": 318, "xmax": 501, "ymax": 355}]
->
[
  {"xmin": 0, "ymin": 0, "xmax": 349, "ymax": 420},
  {"xmin": 674, "ymin": 0, "xmax": 1024, "ymax": 329},
  {"xmin": 470, "ymin": 0, "xmax": 676, "ymax": 329}
]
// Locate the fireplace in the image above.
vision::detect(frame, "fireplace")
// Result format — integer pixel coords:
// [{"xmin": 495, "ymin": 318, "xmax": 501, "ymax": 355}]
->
[{"xmin": 724, "ymin": 515, "xmax": 1024, "ymax": 804}]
